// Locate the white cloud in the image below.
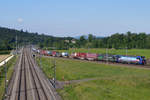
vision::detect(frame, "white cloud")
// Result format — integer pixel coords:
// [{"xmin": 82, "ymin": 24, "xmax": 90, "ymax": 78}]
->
[{"xmin": 17, "ymin": 18, "xmax": 23, "ymax": 23}]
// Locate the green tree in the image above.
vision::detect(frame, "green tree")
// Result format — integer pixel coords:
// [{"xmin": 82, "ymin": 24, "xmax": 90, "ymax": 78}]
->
[{"xmin": 79, "ymin": 36, "xmax": 87, "ymax": 47}]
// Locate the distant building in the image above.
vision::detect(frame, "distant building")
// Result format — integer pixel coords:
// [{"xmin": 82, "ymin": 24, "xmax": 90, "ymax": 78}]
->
[
  {"xmin": 65, "ymin": 40, "xmax": 70, "ymax": 43},
  {"xmin": 71, "ymin": 39, "xmax": 76, "ymax": 44}
]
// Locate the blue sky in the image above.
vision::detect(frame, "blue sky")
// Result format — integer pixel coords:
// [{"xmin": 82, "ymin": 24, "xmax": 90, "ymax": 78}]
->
[{"xmin": 0, "ymin": 0, "xmax": 150, "ymax": 37}]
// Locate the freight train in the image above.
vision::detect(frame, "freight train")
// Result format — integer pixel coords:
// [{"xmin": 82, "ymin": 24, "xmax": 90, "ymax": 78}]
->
[{"xmin": 32, "ymin": 48, "xmax": 147, "ymax": 65}]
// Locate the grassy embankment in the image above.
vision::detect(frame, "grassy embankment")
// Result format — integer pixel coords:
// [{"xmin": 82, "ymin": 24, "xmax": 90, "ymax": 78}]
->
[
  {"xmin": 0, "ymin": 55, "xmax": 11, "ymax": 63},
  {"xmin": 56, "ymin": 48, "xmax": 150, "ymax": 59},
  {"xmin": 0, "ymin": 56, "xmax": 17, "ymax": 100},
  {"xmin": 37, "ymin": 56, "xmax": 150, "ymax": 100}
]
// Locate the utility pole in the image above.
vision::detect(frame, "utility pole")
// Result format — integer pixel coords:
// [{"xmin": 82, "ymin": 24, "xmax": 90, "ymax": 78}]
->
[
  {"xmin": 40, "ymin": 54, "xmax": 42, "ymax": 68},
  {"xmin": 4, "ymin": 61, "xmax": 7, "ymax": 98},
  {"xmin": 106, "ymin": 48, "xmax": 108, "ymax": 64},
  {"xmin": 53, "ymin": 58, "xmax": 56, "ymax": 88},
  {"xmin": 106, "ymin": 43, "xmax": 109, "ymax": 64},
  {"xmin": 126, "ymin": 46, "xmax": 128, "ymax": 56},
  {"xmin": 16, "ymin": 35, "xmax": 17, "ymax": 55}
]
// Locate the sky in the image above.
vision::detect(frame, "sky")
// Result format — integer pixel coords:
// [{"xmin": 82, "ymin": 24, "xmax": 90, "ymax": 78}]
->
[{"xmin": 0, "ymin": 0, "xmax": 150, "ymax": 37}]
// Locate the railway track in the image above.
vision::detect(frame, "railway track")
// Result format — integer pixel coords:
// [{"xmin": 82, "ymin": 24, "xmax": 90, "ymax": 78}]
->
[
  {"xmin": 6, "ymin": 48, "xmax": 59, "ymax": 100},
  {"xmin": 15, "ymin": 49, "xmax": 27, "ymax": 100},
  {"xmin": 26, "ymin": 49, "xmax": 49, "ymax": 100}
]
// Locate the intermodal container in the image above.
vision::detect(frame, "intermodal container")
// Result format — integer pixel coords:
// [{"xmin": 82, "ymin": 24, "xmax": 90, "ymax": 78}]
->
[
  {"xmin": 61, "ymin": 52, "xmax": 69, "ymax": 57},
  {"xmin": 86, "ymin": 53, "xmax": 98, "ymax": 60},
  {"xmin": 76, "ymin": 53, "xmax": 87, "ymax": 59},
  {"xmin": 52, "ymin": 51, "xmax": 57, "ymax": 56},
  {"xmin": 70, "ymin": 52, "xmax": 78, "ymax": 58},
  {"xmin": 47, "ymin": 51, "xmax": 52, "ymax": 56}
]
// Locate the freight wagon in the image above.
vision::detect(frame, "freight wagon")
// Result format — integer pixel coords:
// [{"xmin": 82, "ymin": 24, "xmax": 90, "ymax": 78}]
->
[
  {"xmin": 32, "ymin": 48, "xmax": 36, "ymax": 51},
  {"xmin": 52, "ymin": 51, "xmax": 61, "ymax": 57},
  {"xmin": 56, "ymin": 52, "xmax": 61, "ymax": 57},
  {"xmin": 76, "ymin": 53, "xmax": 87, "ymax": 60},
  {"xmin": 86, "ymin": 53, "xmax": 98, "ymax": 61},
  {"xmin": 98, "ymin": 54, "xmax": 118, "ymax": 62},
  {"xmin": 45, "ymin": 50, "xmax": 50, "ymax": 56},
  {"xmin": 61, "ymin": 52, "xmax": 69, "ymax": 57},
  {"xmin": 52, "ymin": 51, "xmax": 57, "ymax": 56},
  {"xmin": 47, "ymin": 51, "xmax": 52, "ymax": 56},
  {"xmin": 32, "ymin": 48, "xmax": 39, "ymax": 53},
  {"xmin": 37, "ymin": 50, "xmax": 40, "ymax": 54},
  {"xmin": 40, "ymin": 50, "xmax": 47, "ymax": 55},
  {"xmin": 70, "ymin": 52, "xmax": 77, "ymax": 58}
]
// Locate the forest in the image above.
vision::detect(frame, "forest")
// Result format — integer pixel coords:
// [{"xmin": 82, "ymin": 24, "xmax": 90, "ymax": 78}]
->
[
  {"xmin": 78, "ymin": 32, "xmax": 150, "ymax": 49},
  {"xmin": 0, "ymin": 27, "xmax": 73, "ymax": 50},
  {"xmin": 0, "ymin": 27, "xmax": 150, "ymax": 50}
]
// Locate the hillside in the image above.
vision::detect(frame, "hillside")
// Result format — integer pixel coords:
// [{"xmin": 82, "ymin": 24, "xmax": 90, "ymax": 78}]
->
[
  {"xmin": 1, "ymin": 27, "xmax": 150, "ymax": 51},
  {"xmin": 0, "ymin": 27, "xmax": 73, "ymax": 50}
]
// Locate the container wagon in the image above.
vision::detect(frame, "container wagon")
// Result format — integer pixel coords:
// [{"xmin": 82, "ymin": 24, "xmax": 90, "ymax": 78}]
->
[
  {"xmin": 52, "ymin": 51, "xmax": 61, "ymax": 57},
  {"xmin": 40, "ymin": 50, "xmax": 47, "ymax": 55},
  {"xmin": 61, "ymin": 52, "xmax": 69, "ymax": 57},
  {"xmin": 86, "ymin": 53, "xmax": 98, "ymax": 61},
  {"xmin": 47, "ymin": 51, "xmax": 52, "ymax": 56},
  {"xmin": 76, "ymin": 53, "xmax": 87, "ymax": 60},
  {"xmin": 56, "ymin": 52, "xmax": 61, "ymax": 57},
  {"xmin": 70, "ymin": 52, "xmax": 78, "ymax": 59},
  {"xmin": 51, "ymin": 51, "xmax": 56, "ymax": 56},
  {"xmin": 98, "ymin": 54, "xmax": 118, "ymax": 62}
]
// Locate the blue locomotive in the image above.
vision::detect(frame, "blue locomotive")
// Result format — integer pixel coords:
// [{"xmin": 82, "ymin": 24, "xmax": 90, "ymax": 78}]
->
[{"xmin": 117, "ymin": 56, "xmax": 146, "ymax": 65}]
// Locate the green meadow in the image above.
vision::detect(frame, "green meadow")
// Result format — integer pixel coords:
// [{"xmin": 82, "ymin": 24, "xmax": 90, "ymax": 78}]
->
[{"xmin": 37, "ymin": 57, "xmax": 150, "ymax": 100}]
